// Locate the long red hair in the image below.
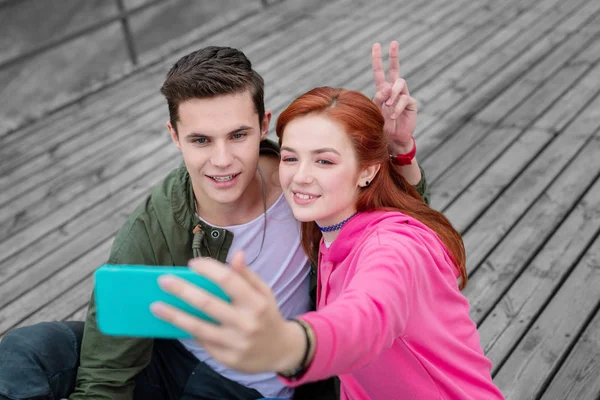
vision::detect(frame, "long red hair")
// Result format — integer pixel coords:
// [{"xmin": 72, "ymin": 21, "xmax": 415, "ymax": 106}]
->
[{"xmin": 276, "ymin": 87, "xmax": 467, "ymax": 289}]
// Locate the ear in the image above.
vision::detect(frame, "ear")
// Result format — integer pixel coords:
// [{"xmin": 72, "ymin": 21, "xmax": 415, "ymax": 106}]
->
[
  {"xmin": 260, "ymin": 109, "xmax": 272, "ymax": 141},
  {"xmin": 167, "ymin": 120, "xmax": 182, "ymax": 151},
  {"xmin": 357, "ymin": 163, "xmax": 381, "ymax": 188}
]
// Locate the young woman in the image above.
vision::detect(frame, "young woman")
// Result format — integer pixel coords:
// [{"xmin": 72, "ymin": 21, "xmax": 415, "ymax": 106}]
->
[{"xmin": 152, "ymin": 87, "xmax": 505, "ymax": 399}]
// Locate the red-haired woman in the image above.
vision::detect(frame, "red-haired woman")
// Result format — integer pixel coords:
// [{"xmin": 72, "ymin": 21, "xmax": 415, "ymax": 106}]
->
[{"xmin": 153, "ymin": 87, "xmax": 504, "ymax": 399}]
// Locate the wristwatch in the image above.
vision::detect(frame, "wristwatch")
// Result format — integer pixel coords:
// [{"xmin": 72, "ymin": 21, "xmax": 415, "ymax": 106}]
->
[{"xmin": 390, "ymin": 137, "xmax": 416, "ymax": 166}]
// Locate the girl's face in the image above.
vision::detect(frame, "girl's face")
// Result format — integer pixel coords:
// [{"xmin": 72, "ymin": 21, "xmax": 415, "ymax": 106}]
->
[{"xmin": 279, "ymin": 114, "xmax": 366, "ymax": 227}]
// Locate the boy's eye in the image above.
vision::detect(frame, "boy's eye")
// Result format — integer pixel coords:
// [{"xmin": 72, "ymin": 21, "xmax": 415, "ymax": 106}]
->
[
  {"xmin": 232, "ymin": 133, "xmax": 246, "ymax": 140},
  {"xmin": 195, "ymin": 137, "xmax": 208, "ymax": 144}
]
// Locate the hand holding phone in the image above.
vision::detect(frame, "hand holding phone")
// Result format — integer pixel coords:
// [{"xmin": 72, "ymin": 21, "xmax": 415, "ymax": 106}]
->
[{"xmin": 94, "ymin": 264, "xmax": 230, "ymax": 338}]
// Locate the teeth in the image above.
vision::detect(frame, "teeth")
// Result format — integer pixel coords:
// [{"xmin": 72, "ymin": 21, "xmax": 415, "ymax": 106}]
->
[
  {"xmin": 295, "ymin": 192, "xmax": 315, "ymax": 200},
  {"xmin": 211, "ymin": 175, "xmax": 235, "ymax": 182}
]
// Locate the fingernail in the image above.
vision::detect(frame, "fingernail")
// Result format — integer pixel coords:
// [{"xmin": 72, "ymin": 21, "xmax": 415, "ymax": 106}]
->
[
  {"xmin": 158, "ymin": 275, "xmax": 175, "ymax": 290},
  {"xmin": 386, "ymin": 99, "xmax": 393, "ymax": 106},
  {"xmin": 150, "ymin": 302, "xmax": 167, "ymax": 317}
]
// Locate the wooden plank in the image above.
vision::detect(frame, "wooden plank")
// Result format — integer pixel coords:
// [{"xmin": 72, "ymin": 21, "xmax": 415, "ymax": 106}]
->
[
  {"xmin": 0, "ymin": 121, "xmax": 172, "ymax": 240},
  {"xmin": 492, "ymin": 235, "xmax": 600, "ymax": 400},
  {"xmin": 266, "ymin": 0, "xmax": 465, "ymax": 113},
  {"xmin": 477, "ymin": 169, "xmax": 600, "ymax": 374},
  {"xmin": 441, "ymin": 61, "xmax": 600, "ymax": 225},
  {"xmin": 65, "ymin": 305, "xmax": 90, "ymax": 322},
  {"xmin": 424, "ymin": 0, "xmax": 599, "ymax": 115},
  {"xmin": 533, "ymin": 54, "xmax": 600, "ymax": 132},
  {"xmin": 128, "ymin": 0, "xmax": 262, "ymax": 56},
  {"xmin": 0, "ymin": 141, "xmax": 179, "ymax": 264},
  {"xmin": 424, "ymin": 123, "xmax": 523, "ymax": 197},
  {"xmin": 416, "ymin": 0, "xmax": 600, "ymax": 159},
  {"xmin": 423, "ymin": 39, "xmax": 599, "ymax": 205},
  {"xmin": 0, "ymin": 110, "xmax": 163, "ymax": 207},
  {"xmin": 0, "ymin": 0, "xmax": 119, "ymax": 66},
  {"xmin": 459, "ymin": 92, "xmax": 600, "ymax": 277},
  {"xmin": 0, "ymin": 240, "xmax": 111, "ymax": 335},
  {"xmin": 474, "ymin": 22, "xmax": 600, "ymax": 125},
  {"xmin": 0, "ymin": 68, "xmax": 164, "ymax": 175},
  {"xmin": 540, "ymin": 306, "xmax": 600, "ymax": 400},
  {"xmin": 0, "ymin": 197, "xmax": 135, "ymax": 309},
  {"xmin": 265, "ymin": 0, "xmax": 427, "ymax": 98},
  {"xmin": 501, "ymin": 57, "xmax": 595, "ymax": 129},
  {"xmin": 431, "ymin": 127, "xmax": 553, "ymax": 212},
  {"xmin": 404, "ymin": 0, "xmax": 559, "ymax": 97},
  {"xmin": 0, "ymin": 22, "xmax": 131, "ymax": 138},
  {"xmin": 0, "ymin": 153, "xmax": 181, "ymax": 281},
  {"xmin": 11, "ymin": 275, "xmax": 94, "ymax": 331},
  {"xmin": 337, "ymin": 0, "xmax": 505, "ymax": 100},
  {"xmin": 414, "ymin": 0, "xmax": 571, "ymax": 106}
]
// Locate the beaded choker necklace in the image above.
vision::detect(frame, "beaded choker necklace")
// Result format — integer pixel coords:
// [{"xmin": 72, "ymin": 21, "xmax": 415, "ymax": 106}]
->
[{"xmin": 317, "ymin": 212, "xmax": 358, "ymax": 233}]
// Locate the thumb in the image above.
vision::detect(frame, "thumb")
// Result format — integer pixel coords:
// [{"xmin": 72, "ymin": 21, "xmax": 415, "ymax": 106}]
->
[
  {"xmin": 230, "ymin": 250, "xmax": 246, "ymax": 273},
  {"xmin": 230, "ymin": 251, "xmax": 271, "ymax": 296}
]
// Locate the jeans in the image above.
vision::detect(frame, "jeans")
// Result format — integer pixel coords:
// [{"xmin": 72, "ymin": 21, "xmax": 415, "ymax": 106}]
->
[{"xmin": 0, "ymin": 321, "xmax": 263, "ymax": 400}]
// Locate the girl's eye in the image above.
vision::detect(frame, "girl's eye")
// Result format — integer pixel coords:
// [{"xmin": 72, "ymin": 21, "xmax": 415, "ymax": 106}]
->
[
  {"xmin": 281, "ymin": 157, "xmax": 297, "ymax": 162},
  {"xmin": 317, "ymin": 160, "xmax": 333, "ymax": 165}
]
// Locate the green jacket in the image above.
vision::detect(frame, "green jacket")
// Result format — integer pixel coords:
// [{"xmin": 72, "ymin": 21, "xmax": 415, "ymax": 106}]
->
[{"xmin": 69, "ymin": 140, "xmax": 429, "ymax": 400}]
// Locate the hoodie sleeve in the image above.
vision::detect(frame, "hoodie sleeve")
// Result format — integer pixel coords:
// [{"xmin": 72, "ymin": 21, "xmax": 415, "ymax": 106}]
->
[
  {"xmin": 69, "ymin": 218, "xmax": 156, "ymax": 400},
  {"xmin": 280, "ymin": 230, "xmax": 421, "ymax": 386}
]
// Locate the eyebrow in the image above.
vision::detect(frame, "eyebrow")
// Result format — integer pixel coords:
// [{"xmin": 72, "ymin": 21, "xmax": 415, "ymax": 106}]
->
[
  {"xmin": 186, "ymin": 125, "xmax": 253, "ymax": 138},
  {"xmin": 280, "ymin": 146, "xmax": 341, "ymax": 156}
]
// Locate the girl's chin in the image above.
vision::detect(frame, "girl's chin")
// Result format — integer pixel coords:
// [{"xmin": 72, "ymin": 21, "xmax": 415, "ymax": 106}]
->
[{"xmin": 290, "ymin": 209, "xmax": 319, "ymax": 223}]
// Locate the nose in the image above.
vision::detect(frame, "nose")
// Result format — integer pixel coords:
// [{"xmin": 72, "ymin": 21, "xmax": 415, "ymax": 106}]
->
[
  {"xmin": 292, "ymin": 161, "xmax": 314, "ymax": 185},
  {"xmin": 211, "ymin": 141, "xmax": 233, "ymax": 168}
]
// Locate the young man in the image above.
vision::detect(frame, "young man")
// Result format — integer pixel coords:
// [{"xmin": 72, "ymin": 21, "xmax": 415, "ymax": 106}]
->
[{"xmin": 0, "ymin": 44, "xmax": 428, "ymax": 400}]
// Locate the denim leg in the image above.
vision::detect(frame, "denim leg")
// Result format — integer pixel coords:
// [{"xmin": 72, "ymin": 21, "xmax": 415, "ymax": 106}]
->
[
  {"xmin": 0, "ymin": 321, "xmax": 83, "ymax": 400},
  {"xmin": 181, "ymin": 359, "xmax": 263, "ymax": 400}
]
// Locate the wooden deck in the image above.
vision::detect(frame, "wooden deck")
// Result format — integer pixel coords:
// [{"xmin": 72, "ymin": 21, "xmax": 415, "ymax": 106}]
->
[{"xmin": 1, "ymin": 0, "xmax": 600, "ymax": 398}]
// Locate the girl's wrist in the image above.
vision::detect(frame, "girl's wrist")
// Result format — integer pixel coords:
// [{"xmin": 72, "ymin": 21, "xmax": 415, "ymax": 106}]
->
[{"xmin": 276, "ymin": 319, "xmax": 314, "ymax": 378}]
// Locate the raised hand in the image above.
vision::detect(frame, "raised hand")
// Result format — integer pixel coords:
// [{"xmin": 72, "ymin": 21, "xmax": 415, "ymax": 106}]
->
[{"xmin": 372, "ymin": 41, "xmax": 418, "ymax": 153}]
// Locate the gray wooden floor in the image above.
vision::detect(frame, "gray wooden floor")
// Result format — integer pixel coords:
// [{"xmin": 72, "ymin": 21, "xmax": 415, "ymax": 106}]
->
[{"xmin": 1, "ymin": 0, "xmax": 600, "ymax": 398}]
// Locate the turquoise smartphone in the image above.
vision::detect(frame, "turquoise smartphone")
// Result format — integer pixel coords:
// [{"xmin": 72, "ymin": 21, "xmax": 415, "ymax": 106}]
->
[{"xmin": 94, "ymin": 264, "xmax": 231, "ymax": 338}]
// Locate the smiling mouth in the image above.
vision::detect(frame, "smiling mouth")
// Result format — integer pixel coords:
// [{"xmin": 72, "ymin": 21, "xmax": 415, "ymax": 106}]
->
[
  {"xmin": 293, "ymin": 191, "xmax": 320, "ymax": 200},
  {"xmin": 207, "ymin": 173, "xmax": 240, "ymax": 182}
]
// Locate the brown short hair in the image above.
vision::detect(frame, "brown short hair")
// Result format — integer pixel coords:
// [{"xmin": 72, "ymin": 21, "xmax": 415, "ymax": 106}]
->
[{"xmin": 160, "ymin": 46, "xmax": 265, "ymax": 133}]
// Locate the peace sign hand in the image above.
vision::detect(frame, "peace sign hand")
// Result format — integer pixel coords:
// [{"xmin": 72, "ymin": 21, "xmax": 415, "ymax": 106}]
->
[{"xmin": 372, "ymin": 41, "xmax": 418, "ymax": 153}]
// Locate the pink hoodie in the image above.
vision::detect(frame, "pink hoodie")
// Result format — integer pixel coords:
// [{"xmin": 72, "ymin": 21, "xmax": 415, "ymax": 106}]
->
[{"xmin": 281, "ymin": 211, "xmax": 504, "ymax": 400}]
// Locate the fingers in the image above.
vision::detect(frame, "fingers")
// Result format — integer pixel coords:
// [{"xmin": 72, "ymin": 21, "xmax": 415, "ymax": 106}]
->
[
  {"xmin": 386, "ymin": 78, "xmax": 406, "ymax": 106},
  {"xmin": 372, "ymin": 43, "xmax": 387, "ymax": 91},
  {"xmin": 151, "ymin": 300, "xmax": 225, "ymax": 344},
  {"xmin": 372, "ymin": 84, "xmax": 392, "ymax": 107},
  {"xmin": 230, "ymin": 251, "xmax": 272, "ymax": 296},
  {"xmin": 388, "ymin": 41, "xmax": 400, "ymax": 83},
  {"xmin": 157, "ymin": 274, "xmax": 239, "ymax": 326},
  {"xmin": 188, "ymin": 257, "xmax": 265, "ymax": 309}
]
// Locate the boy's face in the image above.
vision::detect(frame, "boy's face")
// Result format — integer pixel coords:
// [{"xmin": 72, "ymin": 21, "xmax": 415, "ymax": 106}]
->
[{"xmin": 168, "ymin": 91, "xmax": 269, "ymax": 208}]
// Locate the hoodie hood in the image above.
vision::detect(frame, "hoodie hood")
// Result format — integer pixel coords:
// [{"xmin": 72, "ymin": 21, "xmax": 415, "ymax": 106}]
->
[{"xmin": 322, "ymin": 211, "xmax": 454, "ymax": 273}]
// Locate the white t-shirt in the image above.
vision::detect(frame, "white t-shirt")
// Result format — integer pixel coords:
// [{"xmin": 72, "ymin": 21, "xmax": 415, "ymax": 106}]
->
[{"xmin": 179, "ymin": 194, "xmax": 311, "ymax": 398}]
